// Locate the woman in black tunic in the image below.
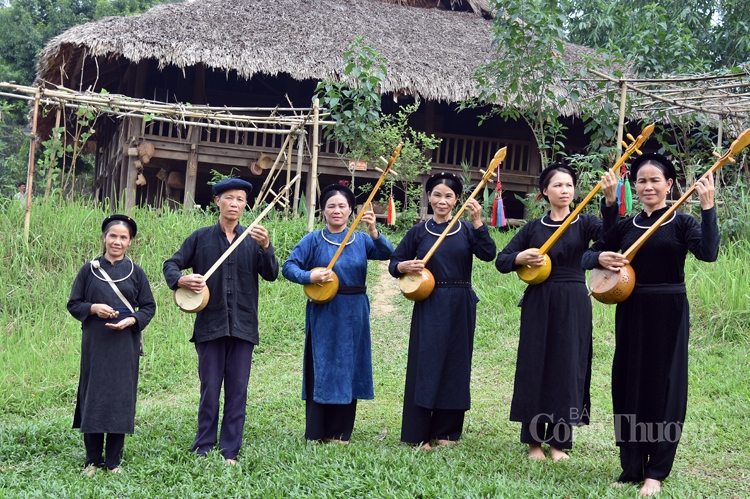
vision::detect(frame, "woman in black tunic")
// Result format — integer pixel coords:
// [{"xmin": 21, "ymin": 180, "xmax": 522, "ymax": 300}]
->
[
  {"xmin": 67, "ymin": 215, "xmax": 156, "ymax": 475},
  {"xmin": 581, "ymin": 154, "xmax": 718, "ymax": 497},
  {"xmin": 389, "ymin": 172, "xmax": 496, "ymax": 449},
  {"xmin": 495, "ymin": 163, "xmax": 619, "ymax": 461}
]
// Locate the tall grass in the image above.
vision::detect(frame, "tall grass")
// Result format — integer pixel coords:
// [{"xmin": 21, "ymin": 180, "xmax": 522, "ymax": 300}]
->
[{"xmin": 1, "ymin": 201, "xmax": 748, "ymax": 498}]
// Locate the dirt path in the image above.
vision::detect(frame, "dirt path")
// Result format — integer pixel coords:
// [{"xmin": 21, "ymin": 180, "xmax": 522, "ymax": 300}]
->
[{"xmin": 370, "ymin": 260, "xmax": 399, "ymax": 317}]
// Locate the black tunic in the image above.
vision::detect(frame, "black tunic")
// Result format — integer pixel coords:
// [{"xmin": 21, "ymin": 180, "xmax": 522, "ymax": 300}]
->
[
  {"xmin": 67, "ymin": 256, "xmax": 156, "ymax": 434},
  {"xmin": 495, "ymin": 201, "xmax": 619, "ymax": 425},
  {"xmin": 163, "ymin": 222, "xmax": 279, "ymax": 344},
  {"xmin": 389, "ymin": 220, "xmax": 497, "ymax": 410},
  {"xmin": 582, "ymin": 207, "xmax": 719, "ymax": 452}
]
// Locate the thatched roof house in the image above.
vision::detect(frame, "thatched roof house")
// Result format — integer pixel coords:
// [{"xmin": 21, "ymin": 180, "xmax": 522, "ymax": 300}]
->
[
  {"xmin": 32, "ymin": 0, "xmax": 624, "ymax": 215},
  {"xmin": 36, "ymin": 0, "xmax": 599, "ymax": 113}
]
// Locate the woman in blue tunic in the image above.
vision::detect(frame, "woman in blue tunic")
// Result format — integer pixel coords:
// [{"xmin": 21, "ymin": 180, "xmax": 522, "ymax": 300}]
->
[
  {"xmin": 283, "ymin": 184, "xmax": 394, "ymax": 443},
  {"xmin": 67, "ymin": 215, "xmax": 156, "ymax": 475},
  {"xmin": 582, "ymin": 154, "xmax": 718, "ymax": 497},
  {"xmin": 388, "ymin": 172, "xmax": 497, "ymax": 449},
  {"xmin": 495, "ymin": 163, "xmax": 618, "ymax": 462}
]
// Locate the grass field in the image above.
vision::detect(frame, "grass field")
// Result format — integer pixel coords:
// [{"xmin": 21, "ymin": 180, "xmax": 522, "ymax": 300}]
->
[{"xmin": 1, "ymin": 200, "xmax": 748, "ymax": 498}]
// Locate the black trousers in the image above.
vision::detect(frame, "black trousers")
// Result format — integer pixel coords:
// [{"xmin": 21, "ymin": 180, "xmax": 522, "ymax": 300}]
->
[
  {"xmin": 193, "ymin": 336, "xmax": 255, "ymax": 460},
  {"xmin": 520, "ymin": 421, "xmax": 573, "ymax": 450},
  {"xmin": 400, "ymin": 404, "xmax": 465, "ymax": 445},
  {"xmin": 618, "ymin": 443, "xmax": 679, "ymax": 482},
  {"xmin": 84, "ymin": 433, "xmax": 125, "ymax": 469},
  {"xmin": 304, "ymin": 334, "xmax": 357, "ymax": 441}
]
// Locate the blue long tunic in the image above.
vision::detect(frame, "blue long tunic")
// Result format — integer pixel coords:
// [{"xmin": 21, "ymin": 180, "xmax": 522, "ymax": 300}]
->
[{"xmin": 282, "ymin": 229, "xmax": 393, "ymax": 404}]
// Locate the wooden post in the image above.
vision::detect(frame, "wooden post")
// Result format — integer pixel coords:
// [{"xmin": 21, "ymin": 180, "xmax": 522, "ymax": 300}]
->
[
  {"xmin": 23, "ymin": 88, "xmax": 41, "ymax": 245},
  {"xmin": 124, "ymin": 60, "xmax": 149, "ymax": 211},
  {"xmin": 125, "ymin": 120, "xmax": 141, "ymax": 212},
  {"xmin": 306, "ymin": 99, "xmax": 320, "ymax": 232},
  {"xmin": 184, "ymin": 125, "xmax": 200, "ymax": 209},
  {"xmin": 285, "ymin": 132, "xmax": 293, "ymax": 215},
  {"xmin": 293, "ymin": 129, "xmax": 305, "ymax": 218},
  {"xmin": 616, "ymin": 80, "xmax": 628, "ymax": 154},
  {"xmin": 183, "ymin": 64, "xmax": 205, "ymax": 210}
]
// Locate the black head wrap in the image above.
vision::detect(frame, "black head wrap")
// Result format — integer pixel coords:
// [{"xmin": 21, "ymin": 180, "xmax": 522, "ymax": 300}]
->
[
  {"xmin": 538, "ymin": 162, "xmax": 577, "ymax": 202},
  {"xmin": 212, "ymin": 178, "xmax": 254, "ymax": 197},
  {"xmin": 629, "ymin": 152, "xmax": 677, "ymax": 182},
  {"xmin": 320, "ymin": 184, "xmax": 355, "ymax": 209},
  {"xmin": 425, "ymin": 172, "xmax": 463, "ymax": 196},
  {"xmin": 101, "ymin": 214, "xmax": 137, "ymax": 238}
]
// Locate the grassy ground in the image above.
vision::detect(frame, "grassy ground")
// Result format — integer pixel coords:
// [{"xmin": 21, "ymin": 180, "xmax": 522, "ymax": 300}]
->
[{"xmin": 1, "ymin": 200, "xmax": 748, "ymax": 498}]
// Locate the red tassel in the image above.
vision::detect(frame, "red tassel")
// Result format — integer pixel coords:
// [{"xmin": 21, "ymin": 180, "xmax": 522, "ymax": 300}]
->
[
  {"xmin": 491, "ymin": 196, "xmax": 498, "ymax": 227},
  {"xmin": 619, "ymin": 182, "xmax": 627, "ymax": 215}
]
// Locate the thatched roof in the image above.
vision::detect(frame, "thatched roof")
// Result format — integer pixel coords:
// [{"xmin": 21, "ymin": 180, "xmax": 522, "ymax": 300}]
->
[{"xmin": 36, "ymin": 0, "xmax": 605, "ymax": 113}]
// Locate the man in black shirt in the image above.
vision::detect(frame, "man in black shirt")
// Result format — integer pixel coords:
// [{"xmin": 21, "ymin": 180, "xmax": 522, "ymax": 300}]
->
[{"xmin": 163, "ymin": 178, "xmax": 279, "ymax": 464}]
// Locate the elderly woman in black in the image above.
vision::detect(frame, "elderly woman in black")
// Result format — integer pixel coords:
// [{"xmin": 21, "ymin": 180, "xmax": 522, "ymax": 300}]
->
[
  {"xmin": 67, "ymin": 215, "xmax": 156, "ymax": 475},
  {"xmin": 582, "ymin": 153, "xmax": 719, "ymax": 497},
  {"xmin": 496, "ymin": 163, "xmax": 619, "ymax": 462},
  {"xmin": 389, "ymin": 172, "xmax": 496, "ymax": 449}
]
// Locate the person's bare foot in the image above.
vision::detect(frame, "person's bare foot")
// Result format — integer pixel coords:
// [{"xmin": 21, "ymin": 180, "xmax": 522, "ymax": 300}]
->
[
  {"xmin": 639, "ymin": 478, "xmax": 661, "ymax": 496},
  {"xmin": 417, "ymin": 442, "xmax": 432, "ymax": 451},
  {"xmin": 108, "ymin": 467, "xmax": 121, "ymax": 474},
  {"xmin": 528, "ymin": 444, "xmax": 545, "ymax": 460},
  {"xmin": 82, "ymin": 465, "xmax": 99, "ymax": 477},
  {"xmin": 550, "ymin": 446, "xmax": 570, "ymax": 462},
  {"xmin": 322, "ymin": 438, "xmax": 349, "ymax": 445},
  {"xmin": 225, "ymin": 458, "xmax": 237, "ymax": 465},
  {"xmin": 436, "ymin": 439, "xmax": 456, "ymax": 447}
]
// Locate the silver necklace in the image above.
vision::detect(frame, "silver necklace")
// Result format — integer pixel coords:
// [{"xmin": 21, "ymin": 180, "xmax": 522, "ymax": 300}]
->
[
  {"xmin": 424, "ymin": 218, "xmax": 462, "ymax": 237},
  {"xmin": 633, "ymin": 211, "xmax": 676, "ymax": 229},
  {"xmin": 541, "ymin": 214, "xmax": 578, "ymax": 227},
  {"xmin": 633, "ymin": 211, "xmax": 677, "ymax": 229},
  {"xmin": 321, "ymin": 228, "xmax": 356, "ymax": 246},
  {"xmin": 90, "ymin": 256, "xmax": 134, "ymax": 283}
]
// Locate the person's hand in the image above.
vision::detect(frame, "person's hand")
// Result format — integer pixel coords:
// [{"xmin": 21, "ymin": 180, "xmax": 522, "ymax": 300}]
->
[
  {"xmin": 601, "ymin": 170, "xmax": 619, "ymax": 206},
  {"xmin": 178, "ymin": 274, "xmax": 205, "ymax": 293},
  {"xmin": 695, "ymin": 170, "xmax": 715, "ymax": 210},
  {"xmin": 397, "ymin": 260, "xmax": 425, "ymax": 274},
  {"xmin": 310, "ymin": 268, "xmax": 334, "ymax": 283},
  {"xmin": 91, "ymin": 303, "xmax": 118, "ymax": 319},
  {"xmin": 360, "ymin": 206, "xmax": 379, "ymax": 238},
  {"xmin": 598, "ymin": 251, "xmax": 629, "ymax": 271},
  {"xmin": 466, "ymin": 198, "xmax": 483, "ymax": 227},
  {"xmin": 515, "ymin": 249, "xmax": 546, "ymax": 267},
  {"xmin": 105, "ymin": 316, "xmax": 137, "ymax": 330},
  {"xmin": 249, "ymin": 225, "xmax": 270, "ymax": 251}
]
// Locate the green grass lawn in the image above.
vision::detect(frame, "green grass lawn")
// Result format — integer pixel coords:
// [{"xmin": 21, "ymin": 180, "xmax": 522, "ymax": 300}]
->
[{"xmin": 1, "ymin": 201, "xmax": 748, "ymax": 498}]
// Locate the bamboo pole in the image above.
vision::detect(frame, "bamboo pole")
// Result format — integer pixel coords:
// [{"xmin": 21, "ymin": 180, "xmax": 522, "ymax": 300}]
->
[
  {"xmin": 24, "ymin": 89, "xmax": 41, "ymax": 245},
  {"xmin": 616, "ymin": 80, "xmax": 628, "ymax": 154},
  {"xmin": 285, "ymin": 133, "xmax": 293, "ymax": 215},
  {"xmin": 293, "ymin": 130, "xmax": 304, "ymax": 218},
  {"xmin": 252, "ymin": 130, "xmax": 295, "ymax": 209},
  {"xmin": 307, "ymin": 99, "xmax": 320, "ymax": 232},
  {"xmin": 588, "ymin": 69, "xmax": 746, "ymax": 119}
]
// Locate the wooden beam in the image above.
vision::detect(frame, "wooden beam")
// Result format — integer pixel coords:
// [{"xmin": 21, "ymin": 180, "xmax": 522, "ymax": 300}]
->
[
  {"xmin": 306, "ymin": 99, "xmax": 320, "ymax": 231},
  {"xmin": 184, "ymin": 125, "xmax": 200, "ymax": 209}
]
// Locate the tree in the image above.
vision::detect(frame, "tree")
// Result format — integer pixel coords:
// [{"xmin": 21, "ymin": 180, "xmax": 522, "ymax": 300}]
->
[
  {"xmin": 0, "ymin": 0, "xmax": 184, "ymax": 194},
  {"xmin": 316, "ymin": 38, "xmax": 440, "ymax": 228},
  {"xmin": 473, "ymin": 0, "xmax": 572, "ymax": 167},
  {"xmin": 564, "ymin": 0, "xmax": 750, "ymax": 74}
]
